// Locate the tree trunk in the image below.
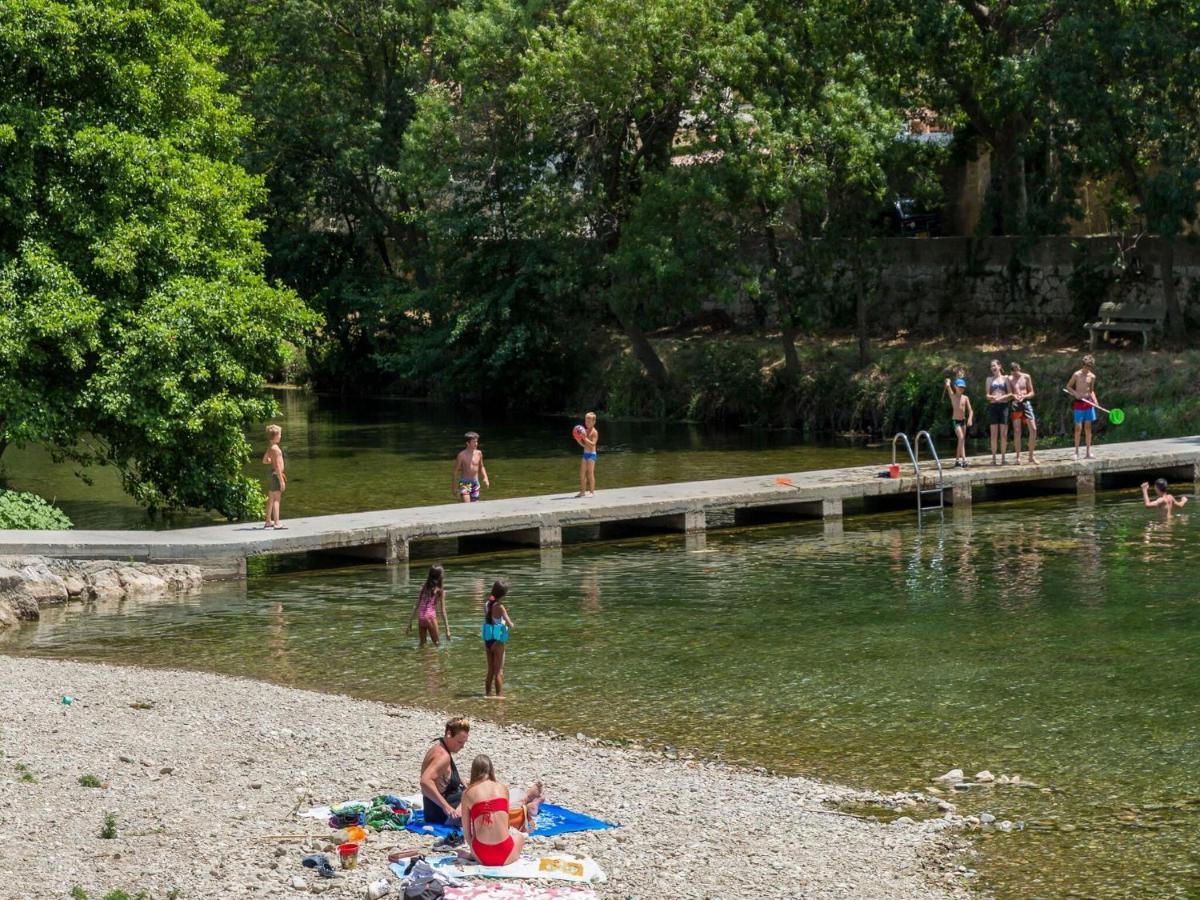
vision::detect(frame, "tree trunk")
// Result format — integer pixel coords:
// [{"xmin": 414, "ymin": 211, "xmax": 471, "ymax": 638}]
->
[
  {"xmin": 1160, "ymin": 236, "xmax": 1185, "ymax": 337},
  {"xmin": 854, "ymin": 255, "xmax": 869, "ymax": 366},
  {"xmin": 761, "ymin": 218, "xmax": 799, "ymax": 380},
  {"xmin": 609, "ymin": 303, "xmax": 671, "ymax": 390}
]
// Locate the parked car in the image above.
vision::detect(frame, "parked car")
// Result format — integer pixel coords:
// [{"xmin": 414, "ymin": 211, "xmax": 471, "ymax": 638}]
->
[{"xmin": 882, "ymin": 198, "xmax": 943, "ymax": 237}]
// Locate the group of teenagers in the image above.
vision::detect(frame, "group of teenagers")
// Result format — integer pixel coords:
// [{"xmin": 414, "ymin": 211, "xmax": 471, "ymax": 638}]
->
[{"xmin": 943, "ymin": 354, "xmax": 1105, "ymax": 468}]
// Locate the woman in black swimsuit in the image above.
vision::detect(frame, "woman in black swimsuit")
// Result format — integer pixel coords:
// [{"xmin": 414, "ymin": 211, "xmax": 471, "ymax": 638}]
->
[{"xmin": 985, "ymin": 360, "xmax": 1011, "ymax": 465}]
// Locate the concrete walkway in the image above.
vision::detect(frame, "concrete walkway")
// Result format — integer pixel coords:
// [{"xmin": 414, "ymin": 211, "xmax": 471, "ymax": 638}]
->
[{"xmin": 2, "ymin": 435, "xmax": 1197, "ymax": 574}]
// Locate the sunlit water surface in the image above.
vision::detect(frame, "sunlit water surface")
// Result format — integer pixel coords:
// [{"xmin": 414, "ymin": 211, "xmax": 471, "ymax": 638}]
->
[{"xmin": 6, "ymin": 495, "xmax": 1200, "ymax": 898}]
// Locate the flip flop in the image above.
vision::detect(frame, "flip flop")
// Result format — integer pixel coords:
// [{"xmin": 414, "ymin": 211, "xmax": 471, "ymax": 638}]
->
[{"xmin": 301, "ymin": 854, "xmax": 337, "ymax": 878}]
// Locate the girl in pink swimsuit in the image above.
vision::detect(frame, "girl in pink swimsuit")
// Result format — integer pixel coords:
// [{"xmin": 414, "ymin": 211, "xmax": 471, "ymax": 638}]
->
[
  {"xmin": 407, "ymin": 565, "xmax": 450, "ymax": 647},
  {"xmin": 461, "ymin": 754, "xmax": 544, "ymax": 867}
]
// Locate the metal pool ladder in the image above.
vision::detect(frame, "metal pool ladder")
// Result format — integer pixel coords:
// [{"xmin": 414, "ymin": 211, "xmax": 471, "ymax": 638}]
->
[{"xmin": 892, "ymin": 431, "xmax": 945, "ymax": 519}]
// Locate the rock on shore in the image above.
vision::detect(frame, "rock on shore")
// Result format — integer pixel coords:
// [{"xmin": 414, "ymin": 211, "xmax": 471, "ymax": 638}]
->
[
  {"xmin": 0, "ymin": 656, "xmax": 963, "ymax": 899},
  {"xmin": 0, "ymin": 557, "xmax": 204, "ymax": 628}
]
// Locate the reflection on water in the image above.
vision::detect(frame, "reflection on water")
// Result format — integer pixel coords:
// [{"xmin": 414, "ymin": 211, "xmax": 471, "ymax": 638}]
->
[
  {"xmin": 0, "ymin": 391, "xmax": 882, "ymax": 529},
  {"xmin": 6, "ymin": 493, "xmax": 1200, "ymax": 896}
]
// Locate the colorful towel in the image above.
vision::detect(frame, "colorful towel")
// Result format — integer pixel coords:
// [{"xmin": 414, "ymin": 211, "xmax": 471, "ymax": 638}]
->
[
  {"xmin": 392, "ymin": 854, "xmax": 606, "ymax": 884},
  {"xmin": 444, "ymin": 883, "xmax": 597, "ymax": 899},
  {"xmin": 404, "ymin": 803, "xmax": 617, "ymax": 839}
]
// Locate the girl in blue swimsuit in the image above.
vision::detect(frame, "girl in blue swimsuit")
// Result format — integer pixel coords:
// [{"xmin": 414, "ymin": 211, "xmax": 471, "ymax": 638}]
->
[{"xmin": 482, "ymin": 579, "xmax": 514, "ymax": 698}]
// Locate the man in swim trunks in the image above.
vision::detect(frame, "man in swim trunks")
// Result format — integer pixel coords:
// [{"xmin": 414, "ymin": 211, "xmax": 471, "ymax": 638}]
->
[
  {"xmin": 453, "ymin": 432, "xmax": 490, "ymax": 502},
  {"xmin": 1065, "ymin": 354, "xmax": 1099, "ymax": 460},
  {"xmin": 1008, "ymin": 362, "xmax": 1039, "ymax": 465},
  {"xmin": 420, "ymin": 716, "xmax": 470, "ymax": 825}
]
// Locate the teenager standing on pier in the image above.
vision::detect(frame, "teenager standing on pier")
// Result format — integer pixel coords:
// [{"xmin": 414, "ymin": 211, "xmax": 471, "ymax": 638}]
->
[{"xmin": 262, "ymin": 424, "xmax": 286, "ymax": 528}]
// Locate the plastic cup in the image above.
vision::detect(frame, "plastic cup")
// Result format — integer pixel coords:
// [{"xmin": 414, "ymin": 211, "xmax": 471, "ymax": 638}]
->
[
  {"xmin": 337, "ymin": 842, "xmax": 360, "ymax": 870},
  {"xmin": 888, "ymin": 463, "xmax": 900, "ymax": 479}
]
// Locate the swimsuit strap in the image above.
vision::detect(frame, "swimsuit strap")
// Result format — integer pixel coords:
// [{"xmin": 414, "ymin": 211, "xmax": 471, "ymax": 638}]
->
[
  {"xmin": 469, "ymin": 795, "xmax": 508, "ymax": 823},
  {"xmin": 438, "ymin": 737, "xmax": 461, "ymax": 785}
]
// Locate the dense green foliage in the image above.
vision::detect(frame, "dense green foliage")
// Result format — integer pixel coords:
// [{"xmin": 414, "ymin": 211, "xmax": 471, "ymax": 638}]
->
[
  {"xmin": 0, "ymin": 489, "xmax": 72, "ymax": 530},
  {"xmin": 0, "ymin": 0, "xmax": 316, "ymax": 518},
  {"xmin": 198, "ymin": 0, "xmax": 1200, "ymax": 413}
]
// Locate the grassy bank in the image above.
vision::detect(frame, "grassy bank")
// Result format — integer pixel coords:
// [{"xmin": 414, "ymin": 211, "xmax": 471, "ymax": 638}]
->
[{"xmin": 593, "ymin": 331, "xmax": 1200, "ymax": 445}]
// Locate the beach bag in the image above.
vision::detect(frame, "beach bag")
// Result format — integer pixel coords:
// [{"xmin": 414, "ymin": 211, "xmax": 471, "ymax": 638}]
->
[{"xmin": 403, "ymin": 860, "xmax": 445, "ymax": 900}]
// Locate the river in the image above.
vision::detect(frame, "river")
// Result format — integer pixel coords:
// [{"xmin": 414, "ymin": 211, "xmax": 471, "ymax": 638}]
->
[{"xmin": 3, "ymin": 392, "xmax": 1198, "ymax": 897}]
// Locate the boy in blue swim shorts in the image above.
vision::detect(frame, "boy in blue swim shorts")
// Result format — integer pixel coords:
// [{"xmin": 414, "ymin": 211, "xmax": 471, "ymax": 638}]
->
[
  {"xmin": 453, "ymin": 431, "xmax": 490, "ymax": 502},
  {"xmin": 576, "ymin": 412, "xmax": 599, "ymax": 497},
  {"xmin": 1065, "ymin": 355, "xmax": 1099, "ymax": 460}
]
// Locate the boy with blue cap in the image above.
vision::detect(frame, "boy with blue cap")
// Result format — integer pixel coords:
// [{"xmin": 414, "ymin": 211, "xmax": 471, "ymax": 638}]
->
[{"xmin": 944, "ymin": 372, "xmax": 974, "ymax": 467}]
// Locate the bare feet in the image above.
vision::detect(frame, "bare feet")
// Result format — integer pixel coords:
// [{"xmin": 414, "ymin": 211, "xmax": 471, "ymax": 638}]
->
[
  {"xmin": 1085, "ymin": 452, "xmax": 1095, "ymax": 459},
  {"xmin": 574, "ymin": 492, "xmax": 586, "ymax": 498},
  {"xmin": 1028, "ymin": 455, "xmax": 1040, "ymax": 464}
]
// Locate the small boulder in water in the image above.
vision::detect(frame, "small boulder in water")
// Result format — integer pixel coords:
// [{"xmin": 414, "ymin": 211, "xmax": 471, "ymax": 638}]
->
[
  {"xmin": 975, "ymin": 770, "xmax": 995, "ymax": 783},
  {"xmin": 935, "ymin": 768, "xmax": 964, "ymax": 783}
]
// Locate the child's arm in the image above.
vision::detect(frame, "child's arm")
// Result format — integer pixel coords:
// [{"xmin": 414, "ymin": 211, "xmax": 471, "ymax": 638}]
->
[
  {"xmin": 964, "ymin": 397, "xmax": 973, "ymax": 427},
  {"xmin": 406, "ymin": 596, "xmax": 421, "ymax": 632},
  {"xmin": 1024, "ymin": 375, "xmax": 1036, "ymax": 400},
  {"xmin": 1175, "ymin": 495, "xmax": 1189, "ymax": 508},
  {"xmin": 478, "ymin": 451, "xmax": 490, "ymax": 488},
  {"xmin": 498, "ymin": 603, "xmax": 514, "ymax": 628},
  {"xmin": 1141, "ymin": 483, "xmax": 1162, "ymax": 508},
  {"xmin": 438, "ymin": 589, "xmax": 451, "ymax": 638},
  {"xmin": 452, "ymin": 455, "xmax": 462, "ymax": 496},
  {"xmin": 271, "ymin": 446, "xmax": 286, "ymax": 490},
  {"xmin": 943, "ymin": 378, "xmax": 952, "ymax": 399}
]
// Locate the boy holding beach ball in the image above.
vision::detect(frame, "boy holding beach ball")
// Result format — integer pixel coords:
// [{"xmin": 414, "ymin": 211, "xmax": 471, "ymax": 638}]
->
[{"xmin": 574, "ymin": 412, "xmax": 599, "ymax": 497}]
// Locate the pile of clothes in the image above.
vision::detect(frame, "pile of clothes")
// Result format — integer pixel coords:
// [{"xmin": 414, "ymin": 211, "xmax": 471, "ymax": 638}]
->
[{"xmin": 329, "ymin": 795, "xmax": 413, "ymax": 831}]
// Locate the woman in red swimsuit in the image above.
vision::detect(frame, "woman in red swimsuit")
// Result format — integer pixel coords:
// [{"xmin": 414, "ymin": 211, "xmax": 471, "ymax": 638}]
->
[{"xmin": 460, "ymin": 754, "xmax": 545, "ymax": 867}]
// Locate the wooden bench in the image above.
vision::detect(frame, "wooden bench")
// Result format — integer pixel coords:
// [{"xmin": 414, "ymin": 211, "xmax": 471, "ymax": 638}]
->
[{"xmin": 1084, "ymin": 302, "xmax": 1165, "ymax": 349}]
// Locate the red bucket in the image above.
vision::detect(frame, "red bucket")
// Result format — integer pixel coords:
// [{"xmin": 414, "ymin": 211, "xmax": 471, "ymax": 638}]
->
[{"xmin": 888, "ymin": 463, "xmax": 901, "ymax": 479}]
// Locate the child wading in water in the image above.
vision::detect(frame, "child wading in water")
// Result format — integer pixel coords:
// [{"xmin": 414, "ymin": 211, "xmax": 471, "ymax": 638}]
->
[
  {"xmin": 576, "ymin": 412, "xmax": 599, "ymax": 497},
  {"xmin": 944, "ymin": 376, "xmax": 974, "ymax": 467},
  {"xmin": 262, "ymin": 424, "xmax": 286, "ymax": 528},
  {"xmin": 408, "ymin": 564, "xmax": 451, "ymax": 647},
  {"xmin": 1142, "ymin": 479, "xmax": 1188, "ymax": 515},
  {"xmin": 482, "ymin": 579, "xmax": 514, "ymax": 698},
  {"xmin": 1065, "ymin": 355, "xmax": 1100, "ymax": 459}
]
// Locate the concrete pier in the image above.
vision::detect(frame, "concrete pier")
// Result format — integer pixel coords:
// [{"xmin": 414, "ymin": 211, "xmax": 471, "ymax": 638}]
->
[{"xmin": 1, "ymin": 436, "xmax": 1196, "ymax": 575}]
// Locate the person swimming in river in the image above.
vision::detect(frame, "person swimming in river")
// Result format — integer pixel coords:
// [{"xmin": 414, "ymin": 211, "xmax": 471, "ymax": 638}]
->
[
  {"xmin": 407, "ymin": 564, "xmax": 451, "ymax": 647},
  {"xmin": 482, "ymin": 579, "xmax": 515, "ymax": 699},
  {"xmin": 1142, "ymin": 479, "xmax": 1188, "ymax": 515},
  {"xmin": 262, "ymin": 424, "xmax": 286, "ymax": 528},
  {"xmin": 943, "ymin": 374, "xmax": 974, "ymax": 468}
]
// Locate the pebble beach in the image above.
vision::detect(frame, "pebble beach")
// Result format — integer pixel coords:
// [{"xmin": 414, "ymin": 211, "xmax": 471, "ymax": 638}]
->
[{"xmin": 0, "ymin": 656, "xmax": 964, "ymax": 899}]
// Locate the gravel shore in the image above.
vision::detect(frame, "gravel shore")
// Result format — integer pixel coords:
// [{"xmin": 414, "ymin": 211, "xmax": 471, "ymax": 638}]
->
[{"xmin": 0, "ymin": 656, "xmax": 963, "ymax": 899}]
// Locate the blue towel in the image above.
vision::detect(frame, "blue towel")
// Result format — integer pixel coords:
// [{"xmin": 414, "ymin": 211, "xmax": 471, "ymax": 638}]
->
[{"xmin": 404, "ymin": 802, "xmax": 617, "ymax": 838}]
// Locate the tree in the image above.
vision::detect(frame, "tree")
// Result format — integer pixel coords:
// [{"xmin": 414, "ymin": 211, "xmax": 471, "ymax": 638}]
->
[
  {"xmin": 512, "ymin": 0, "xmax": 756, "ymax": 390},
  {"xmin": 1058, "ymin": 0, "xmax": 1200, "ymax": 335},
  {"xmin": 0, "ymin": 0, "xmax": 315, "ymax": 518}
]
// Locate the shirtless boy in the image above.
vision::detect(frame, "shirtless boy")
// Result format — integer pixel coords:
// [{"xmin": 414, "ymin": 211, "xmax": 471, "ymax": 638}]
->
[
  {"xmin": 1008, "ymin": 362, "xmax": 1039, "ymax": 464},
  {"xmin": 1142, "ymin": 479, "xmax": 1188, "ymax": 515},
  {"xmin": 1065, "ymin": 355, "xmax": 1099, "ymax": 460},
  {"xmin": 943, "ymin": 376, "xmax": 974, "ymax": 467},
  {"xmin": 453, "ymin": 432, "xmax": 490, "ymax": 502},
  {"xmin": 420, "ymin": 716, "xmax": 471, "ymax": 825},
  {"xmin": 576, "ymin": 412, "xmax": 599, "ymax": 497}
]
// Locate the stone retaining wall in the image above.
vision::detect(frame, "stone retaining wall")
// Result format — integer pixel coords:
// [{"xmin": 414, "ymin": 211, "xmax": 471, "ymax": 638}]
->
[{"xmin": 872, "ymin": 236, "xmax": 1200, "ymax": 333}]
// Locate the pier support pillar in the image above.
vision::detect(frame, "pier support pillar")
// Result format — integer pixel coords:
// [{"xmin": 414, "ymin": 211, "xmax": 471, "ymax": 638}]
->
[
  {"xmin": 1076, "ymin": 471, "xmax": 1096, "ymax": 494},
  {"xmin": 539, "ymin": 525, "xmax": 563, "ymax": 548},
  {"xmin": 948, "ymin": 483, "xmax": 972, "ymax": 507},
  {"xmin": 598, "ymin": 510, "xmax": 703, "ymax": 539},
  {"xmin": 821, "ymin": 498, "xmax": 843, "ymax": 520}
]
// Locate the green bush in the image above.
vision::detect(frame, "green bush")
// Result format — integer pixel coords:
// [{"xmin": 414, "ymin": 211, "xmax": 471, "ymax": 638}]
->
[{"xmin": 0, "ymin": 490, "xmax": 72, "ymax": 530}]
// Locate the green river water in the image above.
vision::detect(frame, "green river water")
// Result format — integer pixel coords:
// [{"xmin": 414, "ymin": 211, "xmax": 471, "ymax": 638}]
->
[{"xmin": 4, "ymin": 393, "xmax": 1200, "ymax": 898}]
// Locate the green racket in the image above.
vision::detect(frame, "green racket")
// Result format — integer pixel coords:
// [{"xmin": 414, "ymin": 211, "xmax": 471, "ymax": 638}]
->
[{"xmin": 1063, "ymin": 389, "xmax": 1124, "ymax": 425}]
